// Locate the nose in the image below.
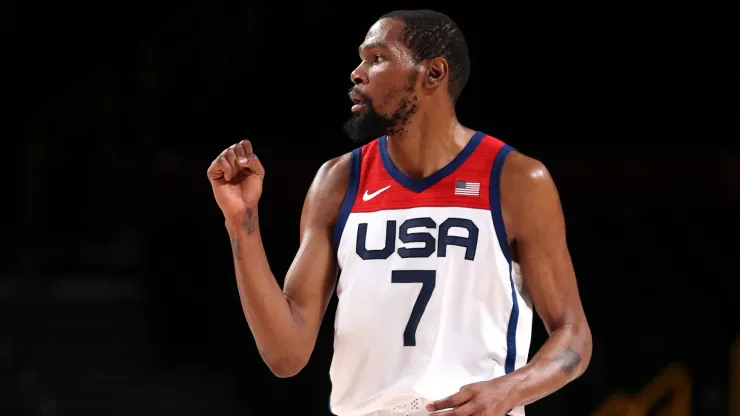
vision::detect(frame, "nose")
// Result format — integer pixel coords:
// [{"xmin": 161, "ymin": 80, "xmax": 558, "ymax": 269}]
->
[{"xmin": 350, "ymin": 65, "xmax": 367, "ymax": 85}]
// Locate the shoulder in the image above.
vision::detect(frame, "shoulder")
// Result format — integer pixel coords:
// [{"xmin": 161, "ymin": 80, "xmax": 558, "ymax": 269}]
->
[
  {"xmin": 500, "ymin": 150, "xmax": 553, "ymax": 190},
  {"xmin": 313, "ymin": 151, "xmax": 353, "ymax": 199},
  {"xmin": 499, "ymin": 150, "xmax": 563, "ymax": 239},
  {"xmin": 302, "ymin": 151, "xmax": 354, "ymax": 228}
]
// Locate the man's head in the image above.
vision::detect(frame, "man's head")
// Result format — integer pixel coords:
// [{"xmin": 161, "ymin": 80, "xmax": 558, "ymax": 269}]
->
[{"xmin": 344, "ymin": 10, "xmax": 471, "ymax": 143}]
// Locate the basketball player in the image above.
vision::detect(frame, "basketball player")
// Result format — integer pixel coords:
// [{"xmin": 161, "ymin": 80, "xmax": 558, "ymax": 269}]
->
[{"xmin": 207, "ymin": 9, "xmax": 592, "ymax": 416}]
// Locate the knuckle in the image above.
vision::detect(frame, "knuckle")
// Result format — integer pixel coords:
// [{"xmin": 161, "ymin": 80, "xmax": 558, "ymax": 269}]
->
[{"xmin": 464, "ymin": 384, "xmax": 479, "ymax": 393}]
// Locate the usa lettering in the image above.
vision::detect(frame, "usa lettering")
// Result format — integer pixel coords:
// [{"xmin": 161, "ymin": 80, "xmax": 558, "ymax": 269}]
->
[{"xmin": 356, "ymin": 217, "xmax": 478, "ymax": 261}]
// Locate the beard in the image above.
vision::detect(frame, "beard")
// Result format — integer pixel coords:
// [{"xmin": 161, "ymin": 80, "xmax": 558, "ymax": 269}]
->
[
  {"xmin": 342, "ymin": 99, "xmax": 396, "ymax": 144},
  {"xmin": 343, "ymin": 75, "xmax": 418, "ymax": 144}
]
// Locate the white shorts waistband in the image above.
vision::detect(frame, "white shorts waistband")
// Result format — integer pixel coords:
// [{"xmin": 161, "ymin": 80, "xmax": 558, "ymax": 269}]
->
[{"xmin": 361, "ymin": 398, "xmax": 431, "ymax": 416}]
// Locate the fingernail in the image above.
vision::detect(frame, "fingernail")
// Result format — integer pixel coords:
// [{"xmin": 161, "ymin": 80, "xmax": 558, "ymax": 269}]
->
[{"xmin": 238, "ymin": 157, "xmax": 248, "ymax": 164}]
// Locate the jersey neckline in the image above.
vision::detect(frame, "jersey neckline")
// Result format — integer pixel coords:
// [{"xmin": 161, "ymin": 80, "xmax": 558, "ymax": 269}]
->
[{"xmin": 378, "ymin": 130, "xmax": 485, "ymax": 193}]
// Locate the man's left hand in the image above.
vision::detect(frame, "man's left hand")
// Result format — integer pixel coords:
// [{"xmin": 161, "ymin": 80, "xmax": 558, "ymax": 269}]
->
[{"xmin": 425, "ymin": 378, "xmax": 516, "ymax": 416}]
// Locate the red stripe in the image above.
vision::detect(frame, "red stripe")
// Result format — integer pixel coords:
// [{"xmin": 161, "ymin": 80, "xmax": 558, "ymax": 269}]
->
[{"xmin": 352, "ymin": 135, "xmax": 506, "ymax": 213}]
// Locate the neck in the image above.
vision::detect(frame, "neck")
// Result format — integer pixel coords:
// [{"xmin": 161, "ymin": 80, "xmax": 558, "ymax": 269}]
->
[{"xmin": 385, "ymin": 104, "xmax": 476, "ymax": 180}]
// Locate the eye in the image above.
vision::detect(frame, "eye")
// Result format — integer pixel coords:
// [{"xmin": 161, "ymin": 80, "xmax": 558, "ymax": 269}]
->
[{"xmin": 373, "ymin": 55, "xmax": 386, "ymax": 63}]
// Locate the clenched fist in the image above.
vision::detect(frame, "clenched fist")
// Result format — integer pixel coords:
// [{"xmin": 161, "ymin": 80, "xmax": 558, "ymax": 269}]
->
[{"xmin": 207, "ymin": 140, "xmax": 265, "ymax": 219}]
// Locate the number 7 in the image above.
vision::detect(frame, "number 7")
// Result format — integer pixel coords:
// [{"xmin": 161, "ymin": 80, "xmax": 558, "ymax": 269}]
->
[{"xmin": 391, "ymin": 270, "xmax": 436, "ymax": 346}]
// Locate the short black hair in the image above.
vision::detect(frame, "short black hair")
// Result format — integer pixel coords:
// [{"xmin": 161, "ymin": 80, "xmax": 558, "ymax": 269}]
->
[{"xmin": 380, "ymin": 9, "xmax": 470, "ymax": 103}]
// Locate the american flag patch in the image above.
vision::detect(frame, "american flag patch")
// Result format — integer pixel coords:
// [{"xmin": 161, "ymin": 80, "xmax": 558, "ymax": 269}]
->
[{"xmin": 454, "ymin": 180, "xmax": 480, "ymax": 196}]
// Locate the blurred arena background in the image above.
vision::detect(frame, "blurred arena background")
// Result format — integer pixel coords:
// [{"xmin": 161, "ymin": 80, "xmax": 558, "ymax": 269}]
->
[{"xmin": 3, "ymin": 0, "xmax": 738, "ymax": 415}]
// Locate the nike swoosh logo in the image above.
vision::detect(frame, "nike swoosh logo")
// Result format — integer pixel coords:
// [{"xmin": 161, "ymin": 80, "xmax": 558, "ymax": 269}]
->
[{"xmin": 362, "ymin": 185, "xmax": 391, "ymax": 201}]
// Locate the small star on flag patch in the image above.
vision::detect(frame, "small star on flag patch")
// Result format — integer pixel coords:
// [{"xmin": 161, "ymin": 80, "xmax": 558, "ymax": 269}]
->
[{"xmin": 454, "ymin": 180, "xmax": 480, "ymax": 196}]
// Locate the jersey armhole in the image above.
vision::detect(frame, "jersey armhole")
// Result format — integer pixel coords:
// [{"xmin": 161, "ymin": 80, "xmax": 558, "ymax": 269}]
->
[
  {"xmin": 489, "ymin": 143, "xmax": 520, "ymax": 379},
  {"xmin": 489, "ymin": 144, "xmax": 515, "ymax": 265},
  {"xmin": 332, "ymin": 147, "xmax": 362, "ymax": 252}
]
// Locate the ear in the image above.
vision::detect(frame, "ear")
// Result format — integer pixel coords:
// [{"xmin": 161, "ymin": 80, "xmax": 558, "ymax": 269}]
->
[{"xmin": 424, "ymin": 57, "xmax": 449, "ymax": 89}]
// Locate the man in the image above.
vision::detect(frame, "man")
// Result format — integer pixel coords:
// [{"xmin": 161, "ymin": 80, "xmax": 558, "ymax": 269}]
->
[{"xmin": 207, "ymin": 9, "xmax": 591, "ymax": 416}]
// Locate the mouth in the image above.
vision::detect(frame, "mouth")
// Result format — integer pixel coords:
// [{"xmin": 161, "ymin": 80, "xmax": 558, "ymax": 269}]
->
[{"xmin": 349, "ymin": 91, "xmax": 367, "ymax": 113}]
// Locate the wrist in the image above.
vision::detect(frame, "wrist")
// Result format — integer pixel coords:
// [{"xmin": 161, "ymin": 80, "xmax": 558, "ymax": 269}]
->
[
  {"xmin": 492, "ymin": 368, "xmax": 528, "ymax": 410},
  {"xmin": 225, "ymin": 206, "xmax": 259, "ymax": 235}
]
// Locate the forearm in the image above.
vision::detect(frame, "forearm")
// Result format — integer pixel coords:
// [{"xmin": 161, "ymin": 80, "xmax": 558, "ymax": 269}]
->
[
  {"xmin": 502, "ymin": 322, "xmax": 592, "ymax": 408},
  {"xmin": 226, "ymin": 207, "xmax": 302, "ymax": 374}
]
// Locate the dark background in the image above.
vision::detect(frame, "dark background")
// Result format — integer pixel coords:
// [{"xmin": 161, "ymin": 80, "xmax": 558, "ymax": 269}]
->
[{"xmin": 3, "ymin": 0, "xmax": 739, "ymax": 415}]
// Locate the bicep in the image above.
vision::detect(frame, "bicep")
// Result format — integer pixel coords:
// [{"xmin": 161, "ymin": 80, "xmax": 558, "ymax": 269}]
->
[
  {"xmin": 505, "ymin": 156, "xmax": 585, "ymax": 333},
  {"xmin": 282, "ymin": 156, "xmax": 348, "ymax": 338},
  {"xmin": 283, "ymin": 224, "xmax": 337, "ymax": 331}
]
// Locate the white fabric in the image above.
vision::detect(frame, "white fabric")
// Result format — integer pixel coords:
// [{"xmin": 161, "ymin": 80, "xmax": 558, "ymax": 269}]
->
[{"xmin": 330, "ymin": 206, "xmax": 533, "ymax": 416}]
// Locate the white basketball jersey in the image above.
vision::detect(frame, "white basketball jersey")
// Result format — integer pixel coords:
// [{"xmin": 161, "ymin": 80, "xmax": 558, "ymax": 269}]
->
[{"xmin": 329, "ymin": 132, "xmax": 534, "ymax": 416}]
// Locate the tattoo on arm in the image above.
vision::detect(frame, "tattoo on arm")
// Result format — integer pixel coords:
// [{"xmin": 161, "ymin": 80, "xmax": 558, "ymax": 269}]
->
[
  {"xmin": 243, "ymin": 208, "xmax": 257, "ymax": 235},
  {"xmin": 230, "ymin": 237, "xmax": 242, "ymax": 260},
  {"xmin": 230, "ymin": 208, "xmax": 258, "ymax": 261},
  {"xmin": 553, "ymin": 347, "xmax": 581, "ymax": 374}
]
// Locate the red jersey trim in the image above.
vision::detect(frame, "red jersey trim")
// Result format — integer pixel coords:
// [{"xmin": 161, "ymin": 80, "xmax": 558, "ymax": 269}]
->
[{"xmin": 351, "ymin": 134, "xmax": 507, "ymax": 213}]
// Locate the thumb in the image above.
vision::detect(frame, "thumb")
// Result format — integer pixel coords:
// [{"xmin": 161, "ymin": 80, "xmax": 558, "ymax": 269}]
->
[{"xmin": 237, "ymin": 155, "xmax": 265, "ymax": 177}]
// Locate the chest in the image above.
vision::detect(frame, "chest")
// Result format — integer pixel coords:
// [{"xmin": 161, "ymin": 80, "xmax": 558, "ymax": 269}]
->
[{"xmin": 337, "ymin": 207, "xmax": 498, "ymax": 269}]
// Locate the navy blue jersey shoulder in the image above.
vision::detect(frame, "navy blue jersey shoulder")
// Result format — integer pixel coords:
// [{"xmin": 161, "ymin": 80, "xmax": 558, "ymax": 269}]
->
[
  {"xmin": 487, "ymin": 143, "xmax": 520, "ymax": 376},
  {"xmin": 333, "ymin": 148, "xmax": 362, "ymax": 251},
  {"xmin": 489, "ymin": 144, "xmax": 515, "ymax": 265}
]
